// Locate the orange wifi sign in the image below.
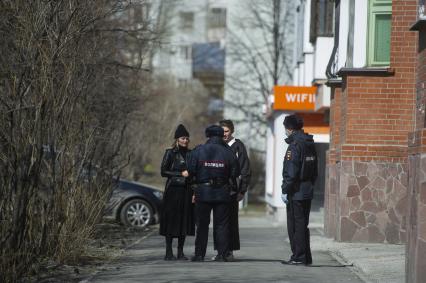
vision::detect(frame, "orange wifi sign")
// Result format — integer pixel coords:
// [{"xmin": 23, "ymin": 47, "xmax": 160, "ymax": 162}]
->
[{"xmin": 273, "ymin": 86, "xmax": 317, "ymax": 111}]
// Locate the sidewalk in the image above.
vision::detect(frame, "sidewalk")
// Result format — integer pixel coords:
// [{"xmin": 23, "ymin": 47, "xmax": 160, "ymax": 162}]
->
[
  {"xmin": 86, "ymin": 213, "xmax": 365, "ymax": 283},
  {"xmin": 82, "ymin": 206, "xmax": 405, "ymax": 283}
]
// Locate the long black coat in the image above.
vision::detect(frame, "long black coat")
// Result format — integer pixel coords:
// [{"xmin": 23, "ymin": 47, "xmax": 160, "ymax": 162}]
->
[
  {"xmin": 159, "ymin": 147, "xmax": 195, "ymax": 237},
  {"xmin": 220, "ymin": 138, "xmax": 251, "ymax": 251},
  {"xmin": 229, "ymin": 139, "xmax": 251, "ymax": 194}
]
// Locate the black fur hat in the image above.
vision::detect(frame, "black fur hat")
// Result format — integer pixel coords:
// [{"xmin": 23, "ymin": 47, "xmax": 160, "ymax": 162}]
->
[
  {"xmin": 205, "ymin": 125, "xmax": 224, "ymax": 138},
  {"xmin": 174, "ymin": 124, "xmax": 190, "ymax": 139},
  {"xmin": 283, "ymin": 115, "xmax": 303, "ymax": 130}
]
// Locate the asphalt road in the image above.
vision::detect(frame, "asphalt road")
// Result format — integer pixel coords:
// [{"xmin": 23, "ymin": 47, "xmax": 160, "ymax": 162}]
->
[{"xmin": 87, "ymin": 216, "xmax": 364, "ymax": 283}]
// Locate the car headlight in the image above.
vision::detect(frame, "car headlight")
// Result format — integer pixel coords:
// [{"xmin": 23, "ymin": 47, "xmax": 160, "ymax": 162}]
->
[{"xmin": 153, "ymin": 190, "xmax": 163, "ymax": 200}]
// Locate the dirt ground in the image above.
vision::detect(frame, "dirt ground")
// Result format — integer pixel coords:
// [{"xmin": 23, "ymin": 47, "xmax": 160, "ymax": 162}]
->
[
  {"xmin": 25, "ymin": 221, "xmax": 157, "ymax": 283},
  {"xmin": 26, "ymin": 203, "xmax": 265, "ymax": 282}
]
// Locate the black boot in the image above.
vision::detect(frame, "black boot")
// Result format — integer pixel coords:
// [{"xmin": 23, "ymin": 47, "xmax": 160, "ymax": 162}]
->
[
  {"xmin": 177, "ymin": 236, "xmax": 187, "ymax": 260},
  {"xmin": 164, "ymin": 236, "xmax": 176, "ymax": 260},
  {"xmin": 190, "ymin": 255, "xmax": 204, "ymax": 262}
]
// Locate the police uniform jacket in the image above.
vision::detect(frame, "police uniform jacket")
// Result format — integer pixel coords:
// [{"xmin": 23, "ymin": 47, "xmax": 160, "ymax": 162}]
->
[
  {"xmin": 189, "ymin": 136, "xmax": 240, "ymax": 203},
  {"xmin": 281, "ymin": 131, "xmax": 318, "ymax": 201}
]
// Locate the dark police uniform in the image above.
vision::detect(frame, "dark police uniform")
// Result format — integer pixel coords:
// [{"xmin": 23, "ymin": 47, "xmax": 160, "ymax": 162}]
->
[
  {"xmin": 188, "ymin": 126, "xmax": 240, "ymax": 261},
  {"xmin": 282, "ymin": 130, "xmax": 318, "ymax": 265}
]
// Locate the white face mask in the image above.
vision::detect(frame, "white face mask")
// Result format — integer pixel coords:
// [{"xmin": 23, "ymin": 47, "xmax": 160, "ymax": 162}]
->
[{"xmin": 285, "ymin": 129, "xmax": 292, "ymax": 137}]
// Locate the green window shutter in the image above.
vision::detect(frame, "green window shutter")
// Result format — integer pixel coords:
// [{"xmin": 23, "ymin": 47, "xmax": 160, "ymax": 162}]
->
[{"xmin": 367, "ymin": 0, "xmax": 392, "ymax": 66}]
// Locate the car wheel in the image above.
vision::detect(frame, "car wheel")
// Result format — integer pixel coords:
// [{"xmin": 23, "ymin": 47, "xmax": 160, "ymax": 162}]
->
[{"xmin": 120, "ymin": 199, "xmax": 153, "ymax": 228}]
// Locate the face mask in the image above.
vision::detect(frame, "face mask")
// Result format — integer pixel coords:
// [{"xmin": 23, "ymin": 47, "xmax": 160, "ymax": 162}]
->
[{"xmin": 285, "ymin": 129, "xmax": 292, "ymax": 137}]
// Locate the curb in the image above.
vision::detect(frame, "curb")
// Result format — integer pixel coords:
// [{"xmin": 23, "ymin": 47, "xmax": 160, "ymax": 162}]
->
[
  {"xmin": 314, "ymin": 227, "xmax": 372, "ymax": 283},
  {"xmin": 327, "ymin": 249, "xmax": 372, "ymax": 283}
]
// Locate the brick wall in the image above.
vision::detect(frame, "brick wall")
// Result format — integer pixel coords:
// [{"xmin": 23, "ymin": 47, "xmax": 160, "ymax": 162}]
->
[
  {"xmin": 344, "ymin": 76, "xmax": 414, "ymax": 148},
  {"xmin": 330, "ymin": 87, "xmax": 342, "ymax": 163},
  {"xmin": 406, "ymin": 0, "xmax": 426, "ymax": 281},
  {"xmin": 325, "ymin": 87, "xmax": 341, "ymax": 237},
  {"xmin": 324, "ymin": 0, "xmax": 417, "ymax": 244}
]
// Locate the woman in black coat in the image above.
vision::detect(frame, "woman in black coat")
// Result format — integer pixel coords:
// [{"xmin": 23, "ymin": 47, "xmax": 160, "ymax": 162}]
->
[{"xmin": 160, "ymin": 124, "xmax": 195, "ymax": 260}]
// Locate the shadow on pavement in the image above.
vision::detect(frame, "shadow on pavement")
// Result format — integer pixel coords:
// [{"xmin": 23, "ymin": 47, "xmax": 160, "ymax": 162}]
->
[{"xmin": 234, "ymin": 258, "xmax": 353, "ymax": 268}]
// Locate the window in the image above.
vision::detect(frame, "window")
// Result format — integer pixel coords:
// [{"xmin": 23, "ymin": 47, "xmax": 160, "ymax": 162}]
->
[
  {"xmin": 208, "ymin": 8, "xmax": 226, "ymax": 29},
  {"xmin": 310, "ymin": 0, "xmax": 334, "ymax": 43},
  {"xmin": 409, "ymin": 0, "xmax": 426, "ymax": 30},
  {"xmin": 347, "ymin": 0, "xmax": 355, "ymax": 67},
  {"xmin": 180, "ymin": 12, "xmax": 194, "ymax": 30},
  {"xmin": 419, "ymin": 0, "xmax": 426, "ymax": 20},
  {"xmin": 178, "ymin": 79, "xmax": 189, "ymax": 88},
  {"xmin": 180, "ymin": 45, "xmax": 191, "ymax": 61},
  {"xmin": 296, "ymin": 4, "xmax": 305, "ymax": 62},
  {"xmin": 367, "ymin": 0, "xmax": 392, "ymax": 66},
  {"xmin": 131, "ymin": 3, "xmax": 150, "ymax": 23}
]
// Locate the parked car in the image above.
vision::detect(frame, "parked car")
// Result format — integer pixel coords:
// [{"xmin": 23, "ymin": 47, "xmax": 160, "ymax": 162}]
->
[{"xmin": 104, "ymin": 179, "xmax": 163, "ymax": 228}]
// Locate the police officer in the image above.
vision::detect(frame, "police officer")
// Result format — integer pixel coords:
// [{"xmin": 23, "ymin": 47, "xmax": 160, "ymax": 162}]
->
[
  {"xmin": 281, "ymin": 115, "xmax": 318, "ymax": 265},
  {"xmin": 188, "ymin": 125, "xmax": 240, "ymax": 262}
]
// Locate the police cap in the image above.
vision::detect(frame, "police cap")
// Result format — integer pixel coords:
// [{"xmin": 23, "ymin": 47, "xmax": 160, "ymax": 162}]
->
[{"xmin": 205, "ymin": 125, "xmax": 224, "ymax": 138}]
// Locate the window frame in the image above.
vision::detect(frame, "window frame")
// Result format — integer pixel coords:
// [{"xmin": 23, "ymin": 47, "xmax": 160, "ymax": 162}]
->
[
  {"xmin": 180, "ymin": 11, "xmax": 194, "ymax": 30},
  {"xmin": 208, "ymin": 8, "xmax": 226, "ymax": 29},
  {"xmin": 367, "ymin": 0, "xmax": 392, "ymax": 66}
]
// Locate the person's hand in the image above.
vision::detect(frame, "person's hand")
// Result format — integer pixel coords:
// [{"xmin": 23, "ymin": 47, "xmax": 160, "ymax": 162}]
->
[
  {"xmin": 192, "ymin": 194, "xmax": 196, "ymax": 203},
  {"xmin": 182, "ymin": 170, "xmax": 189, "ymax": 177},
  {"xmin": 237, "ymin": 193, "xmax": 245, "ymax": 202},
  {"xmin": 281, "ymin": 193, "xmax": 288, "ymax": 204}
]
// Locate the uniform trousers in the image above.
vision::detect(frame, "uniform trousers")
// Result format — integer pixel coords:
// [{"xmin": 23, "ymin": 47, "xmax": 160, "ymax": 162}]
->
[
  {"xmin": 194, "ymin": 201, "xmax": 230, "ymax": 258},
  {"xmin": 286, "ymin": 198, "xmax": 312, "ymax": 264}
]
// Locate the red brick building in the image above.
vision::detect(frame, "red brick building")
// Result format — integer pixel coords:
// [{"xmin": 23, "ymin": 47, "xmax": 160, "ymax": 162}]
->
[
  {"xmin": 325, "ymin": 0, "xmax": 426, "ymax": 281},
  {"xmin": 325, "ymin": 0, "xmax": 417, "ymax": 243}
]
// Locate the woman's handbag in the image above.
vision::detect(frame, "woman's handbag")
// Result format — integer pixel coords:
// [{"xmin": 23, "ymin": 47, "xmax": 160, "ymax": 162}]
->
[{"xmin": 169, "ymin": 176, "xmax": 186, "ymax": 186}]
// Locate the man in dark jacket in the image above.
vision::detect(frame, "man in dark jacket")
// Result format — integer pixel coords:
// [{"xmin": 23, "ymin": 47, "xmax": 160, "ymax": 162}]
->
[
  {"xmin": 281, "ymin": 115, "xmax": 318, "ymax": 266},
  {"xmin": 215, "ymin": 119, "xmax": 251, "ymax": 259},
  {"xmin": 188, "ymin": 125, "xmax": 240, "ymax": 262}
]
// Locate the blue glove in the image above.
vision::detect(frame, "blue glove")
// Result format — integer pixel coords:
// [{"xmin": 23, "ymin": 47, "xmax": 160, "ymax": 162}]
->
[{"xmin": 281, "ymin": 193, "xmax": 288, "ymax": 204}]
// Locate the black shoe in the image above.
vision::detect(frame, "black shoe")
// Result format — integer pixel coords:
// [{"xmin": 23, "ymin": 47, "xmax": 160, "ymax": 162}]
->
[
  {"xmin": 213, "ymin": 255, "xmax": 225, "ymax": 262},
  {"xmin": 214, "ymin": 254, "xmax": 234, "ymax": 262},
  {"xmin": 224, "ymin": 253, "xmax": 235, "ymax": 262},
  {"xmin": 177, "ymin": 253, "xmax": 188, "ymax": 260},
  {"xmin": 164, "ymin": 254, "xmax": 177, "ymax": 261},
  {"xmin": 191, "ymin": 255, "xmax": 204, "ymax": 262},
  {"xmin": 281, "ymin": 259, "xmax": 304, "ymax": 265},
  {"xmin": 211, "ymin": 254, "xmax": 221, "ymax": 261}
]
